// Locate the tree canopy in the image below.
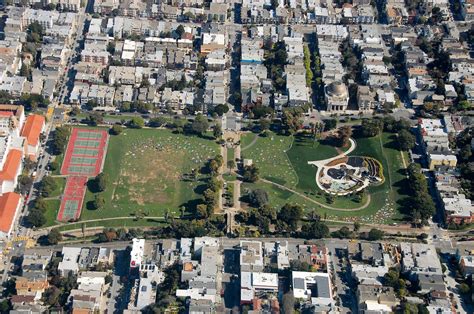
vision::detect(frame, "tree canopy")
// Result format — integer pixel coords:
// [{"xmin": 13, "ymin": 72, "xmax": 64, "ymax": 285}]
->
[{"xmin": 190, "ymin": 114, "xmax": 209, "ymax": 136}]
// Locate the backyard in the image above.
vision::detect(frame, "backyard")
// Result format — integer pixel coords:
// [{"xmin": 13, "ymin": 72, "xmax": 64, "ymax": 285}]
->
[{"xmin": 80, "ymin": 128, "xmax": 219, "ymax": 221}]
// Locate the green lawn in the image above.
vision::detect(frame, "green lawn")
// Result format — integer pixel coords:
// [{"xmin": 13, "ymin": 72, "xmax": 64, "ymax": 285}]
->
[
  {"xmin": 227, "ymin": 147, "xmax": 235, "ymax": 163},
  {"xmin": 241, "ymin": 132, "xmax": 408, "ymax": 224},
  {"xmin": 240, "ymin": 132, "xmax": 258, "ymax": 149},
  {"xmin": 80, "ymin": 129, "xmax": 219, "ymax": 221},
  {"xmin": 48, "ymin": 177, "xmax": 66, "ymax": 198},
  {"xmin": 241, "ymin": 132, "xmax": 359, "ymax": 208},
  {"xmin": 242, "ymin": 181, "xmax": 369, "ymax": 218},
  {"xmin": 52, "ymin": 153, "xmax": 64, "ymax": 175},
  {"xmin": 240, "ymin": 133, "xmax": 298, "ymax": 186},
  {"xmin": 287, "ymin": 134, "xmax": 341, "ymax": 192},
  {"xmin": 223, "ymin": 173, "xmax": 238, "ymax": 181},
  {"xmin": 44, "ymin": 199, "xmax": 61, "ymax": 227},
  {"xmin": 350, "ymin": 133, "xmax": 407, "ymax": 223}
]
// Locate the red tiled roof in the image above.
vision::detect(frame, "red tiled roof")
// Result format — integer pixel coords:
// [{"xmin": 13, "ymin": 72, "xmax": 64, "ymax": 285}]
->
[
  {"xmin": 0, "ymin": 192, "xmax": 21, "ymax": 233},
  {"xmin": 0, "ymin": 150, "xmax": 22, "ymax": 181},
  {"xmin": 11, "ymin": 295, "xmax": 35, "ymax": 304},
  {"xmin": 21, "ymin": 114, "xmax": 45, "ymax": 147}
]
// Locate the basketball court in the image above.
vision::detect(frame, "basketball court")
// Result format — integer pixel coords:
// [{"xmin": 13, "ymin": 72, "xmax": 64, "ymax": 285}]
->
[{"xmin": 57, "ymin": 128, "xmax": 109, "ymax": 222}]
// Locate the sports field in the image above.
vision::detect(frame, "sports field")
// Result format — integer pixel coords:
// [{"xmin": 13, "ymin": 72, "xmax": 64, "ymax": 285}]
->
[
  {"xmin": 57, "ymin": 176, "xmax": 88, "ymax": 222},
  {"xmin": 61, "ymin": 128, "xmax": 108, "ymax": 176},
  {"xmin": 81, "ymin": 129, "xmax": 219, "ymax": 220},
  {"xmin": 57, "ymin": 128, "xmax": 109, "ymax": 222}
]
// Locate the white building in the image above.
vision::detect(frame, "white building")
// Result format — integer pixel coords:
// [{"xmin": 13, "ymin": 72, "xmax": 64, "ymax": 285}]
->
[
  {"xmin": 58, "ymin": 247, "xmax": 81, "ymax": 276},
  {"xmin": 130, "ymin": 238, "xmax": 145, "ymax": 268},
  {"xmin": 240, "ymin": 272, "xmax": 278, "ymax": 303},
  {"xmin": 292, "ymin": 271, "xmax": 334, "ymax": 308}
]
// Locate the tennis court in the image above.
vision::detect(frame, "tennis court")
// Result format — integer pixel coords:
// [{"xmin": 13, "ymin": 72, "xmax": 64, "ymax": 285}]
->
[
  {"xmin": 72, "ymin": 148, "xmax": 99, "ymax": 156},
  {"xmin": 61, "ymin": 128, "xmax": 108, "ymax": 176},
  {"xmin": 57, "ymin": 176, "xmax": 88, "ymax": 221}
]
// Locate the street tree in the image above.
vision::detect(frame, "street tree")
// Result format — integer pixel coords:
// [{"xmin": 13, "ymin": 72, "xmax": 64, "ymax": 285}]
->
[
  {"xmin": 48, "ymin": 229, "xmax": 63, "ymax": 245},
  {"xmin": 398, "ymin": 129, "xmax": 416, "ymax": 151},
  {"xmin": 191, "ymin": 114, "xmax": 209, "ymax": 136}
]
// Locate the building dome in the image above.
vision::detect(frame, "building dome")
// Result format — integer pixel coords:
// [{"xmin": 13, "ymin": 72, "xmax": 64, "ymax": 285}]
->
[{"xmin": 327, "ymin": 82, "xmax": 348, "ymax": 97}]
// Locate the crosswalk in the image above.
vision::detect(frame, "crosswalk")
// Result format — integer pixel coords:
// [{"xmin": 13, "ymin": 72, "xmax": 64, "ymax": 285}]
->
[
  {"xmin": 12, "ymin": 236, "xmax": 29, "ymax": 242},
  {"xmin": 46, "ymin": 106, "xmax": 54, "ymax": 121}
]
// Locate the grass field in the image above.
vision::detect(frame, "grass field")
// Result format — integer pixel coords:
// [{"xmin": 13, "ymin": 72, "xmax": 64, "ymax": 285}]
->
[
  {"xmin": 227, "ymin": 147, "xmax": 235, "ymax": 164},
  {"xmin": 241, "ymin": 133, "xmax": 298, "ymax": 186},
  {"xmin": 349, "ymin": 133, "xmax": 407, "ymax": 223},
  {"xmin": 52, "ymin": 153, "xmax": 64, "ymax": 175},
  {"xmin": 48, "ymin": 177, "xmax": 66, "ymax": 198},
  {"xmin": 240, "ymin": 132, "xmax": 360, "ymax": 208},
  {"xmin": 44, "ymin": 199, "xmax": 61, "ymax": 227},
  {"xmin": 241, "ymin": 132, "xmax": 407, "ymax": 224},
  {"xmin": 81, "ymin": 129, "xmax": 219, "ymax": 221}
]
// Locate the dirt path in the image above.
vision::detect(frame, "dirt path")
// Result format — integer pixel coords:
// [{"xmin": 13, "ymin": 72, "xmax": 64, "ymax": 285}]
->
[
  {"xmin": 43, "ymin": 196, "xmax": 61, "ymax": 200},
  {"xmin": 233, "ymin": 181, "xmax": 241, "ymax": 210},
  {"xmin": 218, "ymin": 145, "xmax": 226, "ymax": 212},
  {"xmin": 261, "ymin": 179, "xmax": 371, "ymax": 211},
  {"xmin": 34, "ymin": 216, "xmax": 166, "ymax": 234}
]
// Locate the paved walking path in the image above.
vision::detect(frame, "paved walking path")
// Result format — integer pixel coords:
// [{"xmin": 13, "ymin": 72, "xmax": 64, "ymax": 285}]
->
[{"xmin": 261, "ymin": 178, "xmax": 371, "ymax": 211}]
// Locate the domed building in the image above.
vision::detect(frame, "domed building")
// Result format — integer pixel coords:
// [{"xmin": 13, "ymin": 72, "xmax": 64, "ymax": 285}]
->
[{"xmin": 325, "ymin": 82, "xmax": 349, "ymax": 112}]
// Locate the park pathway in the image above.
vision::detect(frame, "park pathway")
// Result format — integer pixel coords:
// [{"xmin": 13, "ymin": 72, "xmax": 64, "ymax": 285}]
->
[
  {"xmin": 261, "ymin": 178, "xmax": 371, "ymax": 211},
  {"xmin": 217, "ymin": 145, "xmax": 226, "ymax": 212},
  {"xmin": 241, "ymin": 133, "xmax": 258, "ymax": 151},
  {"xmin": 33, "ymin": 216, "xmax": 166, "ymax": 235},
  {"xmin": 221, "ymin": 131, "xmax": 243, "ymax": 234},
  {"xmin": 233, "ymin": 180, "xmax": 241, "ymax": 210}
]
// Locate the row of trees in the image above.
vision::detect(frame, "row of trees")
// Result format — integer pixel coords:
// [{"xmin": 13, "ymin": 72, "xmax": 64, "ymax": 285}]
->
[
  {"xmin": 359, "ymin": 117, "xmax": 416, "ymax": 151},
  {"xmin": 51, "ymin": 126, "xmax": 71, "ymax": 155},
  {"xmin": 96, "ymin": 227, "xmax": 144, "ymax": 243},
  {"xmin": 195, "ymin": 155, "xmax": 224, "ymax": 219},
  {"xmin": 26, "ymin": 197, "xmax": 49, "ymax": 227},
  {"xmin": 303, "ymin": 45, "xmax": 313, "ymax": 87},
  {"xmin": 403, "ymin": 164, "xmax": 436, "ymax": 226},
  {"xmin": 243, "ymin": 189, "xmax": 388, "ymax": 240},
  {"xmin": 455, "ymin": 128, "xmax": 473, "ymax": 201},
  {"xmin": 89, "ymin": 173, "xmax": 108, "ymax": 210},
  {"xmin": 240, "ymin": 188, "xmax": 331, "ymax": 238},
  {"xmin": 264, "ymin": 41, "xmax": 288, "ymax": 93}
]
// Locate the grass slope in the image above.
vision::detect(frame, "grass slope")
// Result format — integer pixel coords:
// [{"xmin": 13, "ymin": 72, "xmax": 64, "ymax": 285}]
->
[
  {"xmin": 242, "ymin": 132, "xmax": 407, "ymax": 224},
  {"xmin": 44, "ymin": 199, "xmax": 61, "ymax": 227},
  {"xmin": 48, "ymin": 177, "xmax": 66, "ymax": 198},
  {"xmin": 240, "ymin": 133, "xmax": 297, "ymax": 186}
]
